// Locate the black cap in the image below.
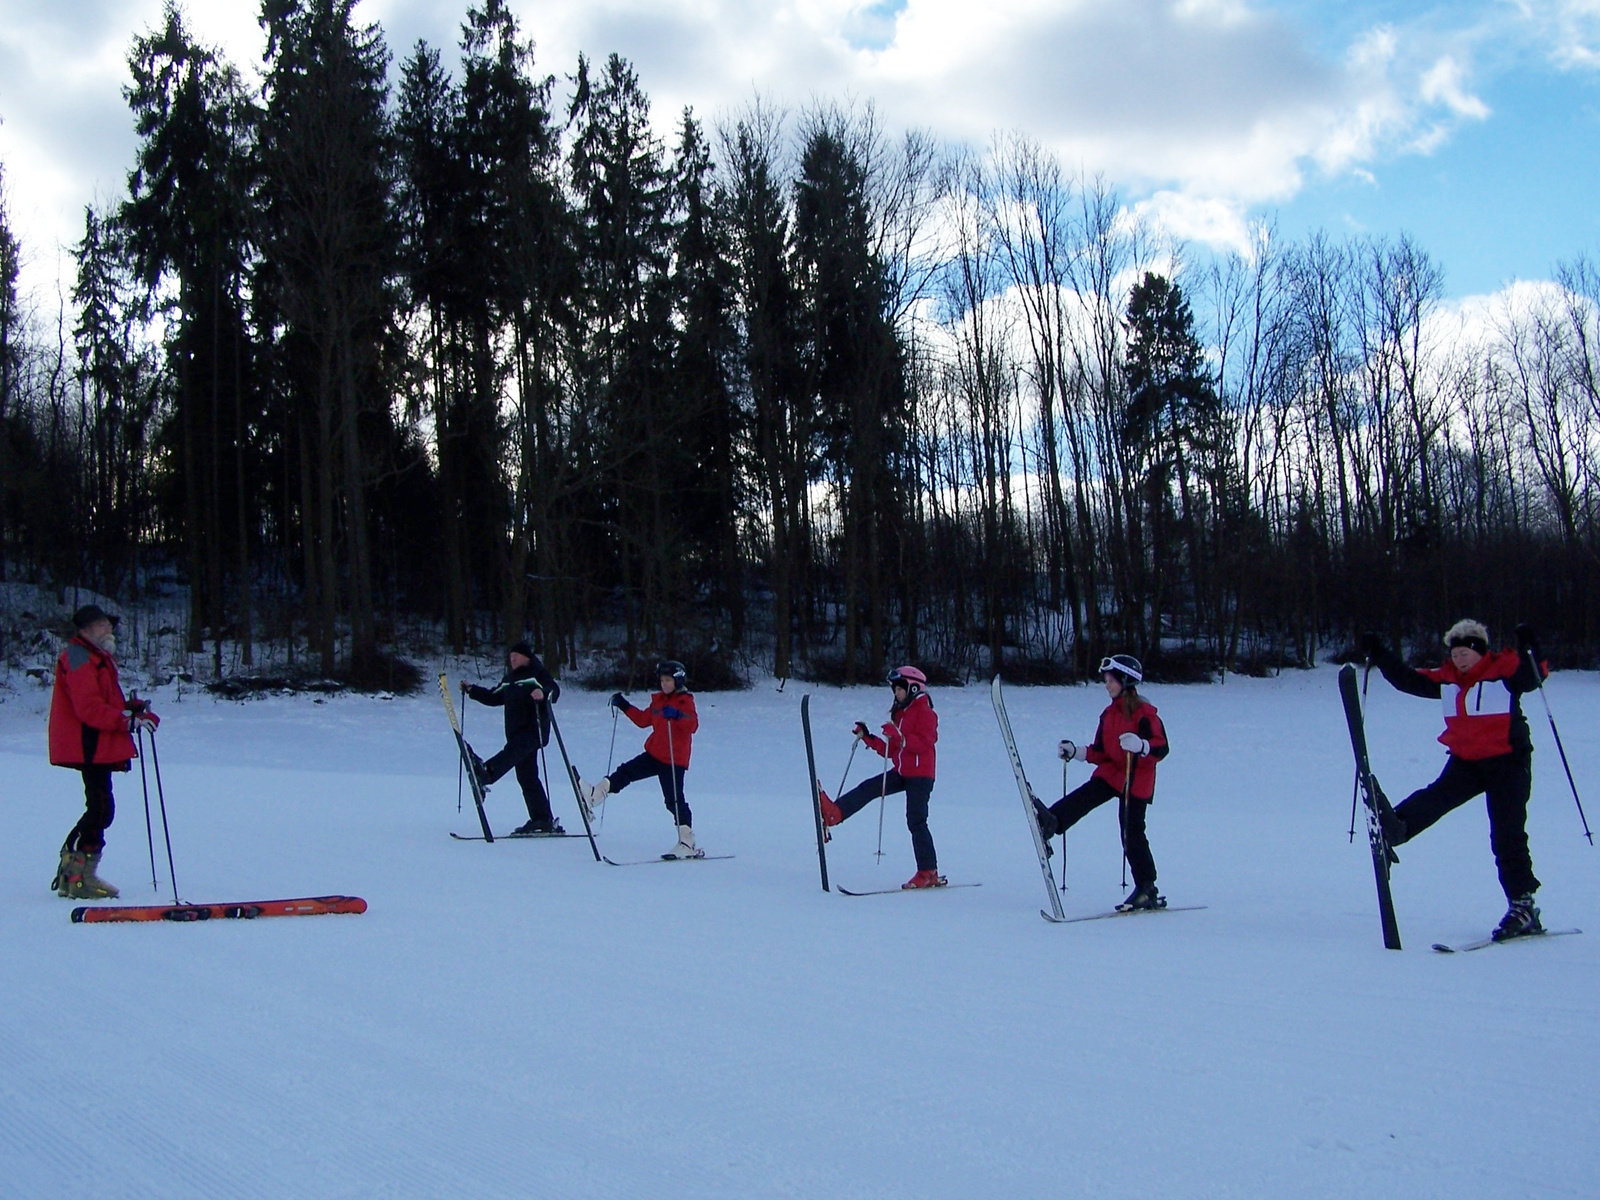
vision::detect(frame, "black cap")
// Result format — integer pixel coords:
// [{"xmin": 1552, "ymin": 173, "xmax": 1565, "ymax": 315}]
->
[
  {"xmin": 72, "ymin": 604, "xmax": 119, "ymax": 630},
  {"xmin": 508, "ymin": 640, "xmax": 535, "ymax": 659}
]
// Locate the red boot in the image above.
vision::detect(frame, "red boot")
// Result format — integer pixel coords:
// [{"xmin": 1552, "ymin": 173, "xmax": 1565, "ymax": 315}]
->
[
  {"xmin": 818, "ymin": 789, "xmax": 843, "ymax": 827},
  {"xmin": 902, "ymin": 869, "xmax": 947, "ymax": 889}
]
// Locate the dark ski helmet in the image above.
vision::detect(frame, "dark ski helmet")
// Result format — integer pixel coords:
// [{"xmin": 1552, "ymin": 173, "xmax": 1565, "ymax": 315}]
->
[
  {"xmin": 655, "ymin": 660, "xmax": 688, "ymax": 688},
  {"xmin": 887, "ymin": 665, "xmax": 928, "ymax": 696},
  {"xmin": 1097, "ymin": 653, "xmax": 1143, "ymax": 686}
]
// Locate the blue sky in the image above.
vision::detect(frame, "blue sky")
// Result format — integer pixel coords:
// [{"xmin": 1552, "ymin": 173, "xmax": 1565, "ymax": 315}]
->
[{"xmin": 0, "ymin": 0, "xmax": 1597, "ymax": 303}]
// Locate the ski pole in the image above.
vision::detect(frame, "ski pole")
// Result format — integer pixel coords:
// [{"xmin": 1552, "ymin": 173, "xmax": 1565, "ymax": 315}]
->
[
  {"xmin": 874, "ymin": 750, "xmax": 889, "ymax": 864},
  {"xmin": 1120, "ymin": 750, "xmax": 1133, "ymax": 889},
  {"xmin": 147, "ymin": 727, "xmax": 181, "ymax": 903},
  {"xmin": 1532, "ymin": 669, "xmax": 1593, "ymax": 844},
  {"xmin": 836, "ymin": 731, "xmax": 861, "ymax": 799},
  {"xmin": 134, "ymin": 721, "xmax": 158, "ymax": 891},
  {"xmin": 1059, "ymin": 756, "xmax": 1069, "ymax": 892},
  {"xmin": 667, "ymin": 713, "xmax": 684, "ymax": 830},
  {"xmin": 606, "ymin": 706, "xmax": 619, "ymax": 774},
  {"xmin": 457, "ymin": 683, "xmax": 468, "ymax": 814}
]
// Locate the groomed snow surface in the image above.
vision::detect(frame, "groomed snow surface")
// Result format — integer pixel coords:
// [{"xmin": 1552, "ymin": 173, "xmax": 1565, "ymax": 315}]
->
[{"xmin": 2, "ymin": 667, "xmax": 1596, "ymax": 1199}]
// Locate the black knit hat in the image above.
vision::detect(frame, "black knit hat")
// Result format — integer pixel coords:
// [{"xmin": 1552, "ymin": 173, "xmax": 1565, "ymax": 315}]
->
[
  {"xmin": 508, "ymin": 640, "xmax": 535, "ymax": 659},
  {"xmin": 72, "ymin": 604, "xmax": 119, "ymax": 630}
]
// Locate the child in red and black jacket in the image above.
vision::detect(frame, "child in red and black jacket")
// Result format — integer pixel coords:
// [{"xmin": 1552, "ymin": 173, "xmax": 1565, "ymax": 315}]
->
[
  {"xmin": 818, "ymin": 666, "xmax": 943, "ymax": 889},
  {"xmin": 581, "ymin": 660, "xmax": 703, "ymax": 859},
  {"xmin": 1361, "ymin": 619, "xmax": 1547, "ymax": 941},
  {"xmin": 1034, "ymin": 653, "xmax": 1169, "ymax": 911}
]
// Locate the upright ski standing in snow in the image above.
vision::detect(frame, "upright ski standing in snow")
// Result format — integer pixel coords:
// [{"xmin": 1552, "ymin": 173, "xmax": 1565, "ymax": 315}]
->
[
  {"xmin": 1337, "ymin": 663, "xmax": 1403, "ymax": 950},
  {"xmin": 991, "ymin": 676, "xmax": 1066, "ymax": 922},
  {"xmin": 801, "ymin": 694, "xmax": 831, "ymax": 892},
  {"xmin": 439, "ymin": 672, "xmax": 494, "ymax": 842}
]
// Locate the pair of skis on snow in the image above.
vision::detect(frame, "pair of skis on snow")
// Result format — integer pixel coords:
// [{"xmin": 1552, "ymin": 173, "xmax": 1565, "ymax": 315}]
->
[{"xmin": 439, "ymin": 673, "xmax": 731, "ymax": 866}]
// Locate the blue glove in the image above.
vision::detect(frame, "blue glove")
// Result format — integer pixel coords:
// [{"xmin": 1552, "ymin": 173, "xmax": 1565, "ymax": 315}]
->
[
  {"xmin": 610, "ymin": 692, "xmax": 631, "ymax": 711},
  {"xmin": 660, "ymin": 705, "xmax": 683, "ymax": 720}
]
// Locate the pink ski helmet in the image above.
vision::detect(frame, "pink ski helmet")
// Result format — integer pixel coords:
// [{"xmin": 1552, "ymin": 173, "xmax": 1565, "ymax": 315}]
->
[{"xmin": 887, "ymin": 665, "xmax": 928, "ymax": 694}]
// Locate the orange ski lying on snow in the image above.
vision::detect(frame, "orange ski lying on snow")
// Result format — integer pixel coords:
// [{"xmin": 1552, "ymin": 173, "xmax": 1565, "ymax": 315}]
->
[{"xmin": 72, "ymin": 895, "xmax": 367, "ymax": 924}]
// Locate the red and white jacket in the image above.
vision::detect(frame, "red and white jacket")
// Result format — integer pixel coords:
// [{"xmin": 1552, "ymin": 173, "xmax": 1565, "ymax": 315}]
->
[
  {"xmin": 863, "ymin": 691, "xmax": 937, "ymax": 779},
  {"xmin": 1372, "ymin": 646, "xmax": 1542, "ymax": 761},
  {"xmin": 1084, "ymin": 696, "xmax": 1169, "ymax": 801},
  {"xmin": 626, "ymin": 690, "xmax": 699, "ymax": 767}
]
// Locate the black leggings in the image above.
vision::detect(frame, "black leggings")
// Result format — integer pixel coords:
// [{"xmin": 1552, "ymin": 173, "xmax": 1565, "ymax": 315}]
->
[
  {"xmin": 483, "ymin": 733, "xmax": 553, "ymax": 822},
  {"xmin": 1047, "ymin": 776, "xmax": 1157, "ymax": 889},
  {"xmin": 834, "ymin": 770, "xmax": 937, "ymax": 872},
  {"xmin": 65, "ymin": 765, "xmax": 115, "ymax": 854},
  {"xmin": 1393, "ymin": 753, "xmax": 1539, "ymax": 899},
  {"xmin": 607, "ymin": 752, "xmax": 692, "ymax": 827}
]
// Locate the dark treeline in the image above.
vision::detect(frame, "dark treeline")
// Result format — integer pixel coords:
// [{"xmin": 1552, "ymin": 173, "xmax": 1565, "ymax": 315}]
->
[{"xmin": 4, "ymin": 0, "xmax": 1599, "ymax": 685}]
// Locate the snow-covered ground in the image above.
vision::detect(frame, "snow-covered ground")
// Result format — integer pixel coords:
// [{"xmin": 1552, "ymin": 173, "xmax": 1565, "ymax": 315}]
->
[{"xmin": 1, "ymin": 666, "xmax": 1596, "ymax": 1198}]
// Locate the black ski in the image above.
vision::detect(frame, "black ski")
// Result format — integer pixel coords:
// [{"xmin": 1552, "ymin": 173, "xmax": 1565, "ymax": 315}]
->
[
  {"xmin": 991, "ymin": 675, "xmax": 1067, "ymax": 921},
  {"xmin": 801, "ymin": 694, "xmax": 831, "ymax": 892},
  {"xmin": 449, "ymin": 830, "xmax": 580, "ymax": 841},
  {"xmin": 1338, "ymin": 663, "xmax": 1403, "ymax": 950},
  {"xmin": 545, "ymin": 705, "xmax": 602, "ymax": 862},
  {"xmin": 439, "ymin": 673, "xmax": 493, "ymax": 842},
  {"xmin": 837, "ymin": 882, "xmax": 981, "ymax": 896},
  {"xmin": 1043, "ymin": 904, "xmax": 1206, "ymax": 924},
  {"xmin": 1432, "ymin": 927, "xmax": 1581, "ymax": 953},
  {"xmin": 602, "ymin": 855, "xmax": 734, "ymax": 867}
]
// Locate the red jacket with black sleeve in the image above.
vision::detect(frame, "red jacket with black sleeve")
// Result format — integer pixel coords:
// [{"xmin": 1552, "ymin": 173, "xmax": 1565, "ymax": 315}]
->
[
  {"xmin": 626, "ymin": 690, "xmax": 698, "ymax": 767},
  {"xmin": 1085, "ymin": 696, "xmax": 1168, "ymax": 801},
  {"xmin": 49, "ymin": 636, "xmax": 138, "ymax": 768},
  {"xmin": 1371, "ymin": 644, "xmax": 1541, "ymax": 761},
  {"xmin": 863, "ymin": 691, "xmax": 937, "ymax": 779}
]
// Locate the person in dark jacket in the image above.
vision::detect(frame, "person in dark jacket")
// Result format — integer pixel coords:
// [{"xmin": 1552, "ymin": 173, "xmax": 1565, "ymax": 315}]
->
[
  {"xmin": 1361, "ymin": 619, "xmax": 1547, "ymax": 941},
  {"xmin": 579, "ymin": 660, "xmax": 703, "ymax": 859},
  {"xmin": 817, "ymin": 665, "xmax": 943, "ymax": 889},
  {"xmin": 1034, "ymin": 653, "xmax": 1170, "ymax": 911},
  {"xmin": 462, "ymin": 640, "xmax": 563, "ymax": 835},
  {"xmin": 48, "ymin": 604, "xmax": 159, "ymax": 899}
]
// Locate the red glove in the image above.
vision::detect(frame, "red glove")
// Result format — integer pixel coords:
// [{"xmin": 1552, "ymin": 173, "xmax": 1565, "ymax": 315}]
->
[{"xmin": 130, "ymin": 708, "xmax": 160, "ymax": 732}]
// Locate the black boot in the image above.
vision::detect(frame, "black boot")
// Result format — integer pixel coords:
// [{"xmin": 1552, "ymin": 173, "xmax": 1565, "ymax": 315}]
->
[
  {"xmin": 1492, "ymin": 893, "xmax": 1542, "ymax": 942},
  {"xmin": 1375, "ymin": 787, "xmax": 1405, "ymax": 860},
  {"xmin": 1116, "ymin": 882, "xmax": 1165, "ymax": 912},
  {"xmin": 1033, "ymin": 795, "xmax": 1059, "ymax": 840},
  {"xmin": 511, "ymin": 816, "xmax": 563, "ymax": 836},
  {"xmin": 465, "ymin": 746, "xmax": 492, "ymax": 793}
]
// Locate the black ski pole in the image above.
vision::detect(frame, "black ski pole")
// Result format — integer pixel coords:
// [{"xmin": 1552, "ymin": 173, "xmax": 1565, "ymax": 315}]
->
[
  {"xmin": 456, "ymin": 684, "xmax": 468, "ymax": 814},
  {"xmin": 146, "ymin": 727, "xmax": 181, "ymax": 903},
  {"xmin": 1059, "ymin": 756, "xmax": 1069, "ymax": 892},
  {"xmin": 134, "ymin": 722, "xmax": 158, "ymax": 891},
  {"xmin": 1120, "ymin": 751, "xmax": 1132, "ymax": 890},
  {"xmin": 1532, "ymin": 669, "xmax": 1593, "ymax": 844},
  {"xmin": 874, "ymin": 756, "xmax": 889, "ymax": 864},
  {"xmin": 836, "ymin": 731, "xmax": 861, "ymax": 800}
]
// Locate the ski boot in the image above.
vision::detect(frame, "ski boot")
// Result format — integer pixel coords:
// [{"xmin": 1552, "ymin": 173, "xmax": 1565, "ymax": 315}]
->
[
  {"xmin": 52, "ymin": 849, "xmax": 82, "ymax": 897},
  {"xmin": 901, "ymin": 869, "xmax": 948, "ymax": 889},
  {"xmin": 1492, "ymin": 893, "xmax": 1543, "ymax": 942},
  {"xmin": 1032, "ymin": 794, "xmax": 1058, "ymax": 855},
  {"xmin": 578, "ymin": 776, "xmax": 609, "ymax": 821},
  {"xmin": 1374, "ymin": 789, "xmax": 1404, "ymax": 863},
  {"xmin": 817, "ymin": 789, "xmax": 843, "ymax": 827},
  {"xmin": 61, "ymin": 851, "xmax": 118, "ymax": 900},
  {"xmin": 511, "ymin": 817, "xmax": 563, "ymax": 836},
  {"xmin": 465, "ymin": 746, "xmax": 493, "ymax": 794},
  {"xmin": 1116, "ymin": 883, "xmax": 1165, "ymax": 912},
  {"xmin": 664, "ymin": 825, "xmax": 704, "ymax": 860}
]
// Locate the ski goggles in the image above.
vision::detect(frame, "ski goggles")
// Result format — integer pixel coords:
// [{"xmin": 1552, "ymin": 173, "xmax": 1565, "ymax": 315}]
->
[{"xmin": 1097, "ymin": 656, "xmax": 1143, "ymax": 682}]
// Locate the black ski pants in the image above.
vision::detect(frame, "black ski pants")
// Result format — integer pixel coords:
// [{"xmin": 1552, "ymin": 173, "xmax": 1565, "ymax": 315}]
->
[
  {"xmin": 1393, "ymin": 752, "xmax": 1539, "ymax": 899},
  {"xmin": 483, "ymin": 732, "xmax": 553, "ymax": 822},
  {"xmin": 834, "ymin": 770, "xmax": 937, "ymax": 872},
  {"xmin": 64, "ymin": 765, "xmax": 115, "ymax": 854},
  {"xmin": 607, "ymin": 752, "xmax": 692, "ymax": 828},
  {"xmin": 1047, "ymin": 776, "xmax": 1157, "ymax": 889}
]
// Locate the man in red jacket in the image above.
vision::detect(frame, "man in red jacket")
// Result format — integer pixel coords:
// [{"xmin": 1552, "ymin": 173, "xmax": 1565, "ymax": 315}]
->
[
  {"xmin": 48, "ymin": 604, "xmax": 159, "ymax": 899},
  {"xmin": 579, "ymin": 660, "xmax": 703, "ymax": 859},
  {"xmin": 1362, "ymin": 619, "xmax": 1546, "ymax": 941},
  {"xmin": 818, "ymin": 666, "xmax": 943, "ymax": 889},
  {"xmin": 1034, "ymin": 653, "xmax": 1170, "ymax": 911}
]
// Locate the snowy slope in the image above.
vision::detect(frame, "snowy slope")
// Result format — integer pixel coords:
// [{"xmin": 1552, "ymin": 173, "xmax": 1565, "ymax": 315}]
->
[{"xmin": 1, "ymin": 668, "xmax": 1596, "ymax": 1199}]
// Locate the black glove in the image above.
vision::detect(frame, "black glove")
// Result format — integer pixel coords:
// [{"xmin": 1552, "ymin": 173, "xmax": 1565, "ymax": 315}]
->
[
  {"xmin": 1515, "ymin": 623, "xmax": 1539, "ymax": 653},
  {"xmin": 610, "ymin": 692, "xmax": 631, "ymax": 712},
  {"xmin": 126, "ymin": 697, "xmax": 149, "ymax": 714},
  {"xmin": 852, "ymin": 721, "xmax": 870, "ymax": 739},
  {"xmin": 1359, "ymin": 632, "xmax": 1383, "ymax": 659},
  {"xmin": 660, "ymin": 705, "xmax": 682, "ymax": 720},
  {"xmin": 459, "ymin": 679, "xmax": 471, "ymax": 693}
]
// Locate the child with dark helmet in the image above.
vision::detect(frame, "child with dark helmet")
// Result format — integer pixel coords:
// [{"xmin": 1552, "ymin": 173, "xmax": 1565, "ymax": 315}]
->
[
  {"xmin": 579, "ymin": 660, "xmax": 703, "ymax": 859},
  {"xmin": 817, "ymin": 666, "xmax": 944, "ymax": 889},
  {"xmin": 1035, "ymin": 653, "xmax": 1170, "ymax": 911}
]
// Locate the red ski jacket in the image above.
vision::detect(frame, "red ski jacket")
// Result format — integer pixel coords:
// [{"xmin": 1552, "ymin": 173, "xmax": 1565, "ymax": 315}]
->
[
  {"xmin": 627, "ymin": 690, "xmax": 699, "ymax": 767},
  {"xmin": 49, "ymin": 636, "xmax": 138, "ymax": 768},
  {"xmin": 1085, "ymin": 696, "xmax": 1168, "ymax": 801},
  {"xmin": 1374, "ymin": 646, "xmax": 1541, "ymax": 761},
  {"xmin": 863, "ymin": 691, "xmax": 938, "ymax": 779}
]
